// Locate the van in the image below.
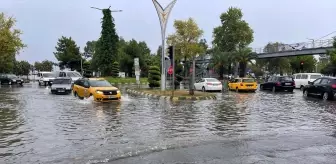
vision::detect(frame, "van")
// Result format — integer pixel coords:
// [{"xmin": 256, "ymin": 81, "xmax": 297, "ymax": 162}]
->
[
  {"xmin": 293, "ymin": 73, "xmax": 323, "ymax": 90},
  {"xmin": 37, "ymin": 71, "xmax": 55, "ymax": 86},
  {"xmin": 54, "ymin": 71, "xmax": 82, "ymax": 83}
]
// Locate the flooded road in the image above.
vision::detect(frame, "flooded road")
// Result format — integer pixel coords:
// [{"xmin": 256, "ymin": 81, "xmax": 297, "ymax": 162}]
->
[{"xmin": 1, "ymin": 83, "xmax": 336, "ymax": 164}]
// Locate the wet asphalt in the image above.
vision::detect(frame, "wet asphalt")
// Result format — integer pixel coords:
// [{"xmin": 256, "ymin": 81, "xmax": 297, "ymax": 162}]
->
[{"xmin": 1, "ymin": 83, "xmax": 336, "ymax": 164}]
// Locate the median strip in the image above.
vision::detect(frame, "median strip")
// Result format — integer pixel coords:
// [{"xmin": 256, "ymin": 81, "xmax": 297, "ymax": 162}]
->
[{"xmin": 126, "ymin": 89, "xmax": 217, "ymax": 101}]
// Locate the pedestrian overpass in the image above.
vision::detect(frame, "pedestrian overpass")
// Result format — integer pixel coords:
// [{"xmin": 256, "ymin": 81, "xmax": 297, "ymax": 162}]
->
[
  {"xmin": 253, "ymin": 38, "xmax": 334, "ymax": 58},
  {"xmin": 195, "ymin": 38, "xmax": 334, "ymax": 64}
]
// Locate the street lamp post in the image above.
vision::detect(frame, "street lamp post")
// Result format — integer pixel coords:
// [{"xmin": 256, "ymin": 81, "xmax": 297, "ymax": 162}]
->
[{"xmin": 152, "ymin": 0, "xmax": 177, "ymax": 91}]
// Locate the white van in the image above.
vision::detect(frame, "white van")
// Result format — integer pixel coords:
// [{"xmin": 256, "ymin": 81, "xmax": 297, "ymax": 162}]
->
[
  {"xmin": 37, "ymin": 71, "xmax": 56, "ymax": 86},
  {"xmin": 54, "ymin": 71, "xmax": 82, "ymax": 83},
  {"xmin": 293, "ymin": 73, "xmax": 323, "ymax": 89}
]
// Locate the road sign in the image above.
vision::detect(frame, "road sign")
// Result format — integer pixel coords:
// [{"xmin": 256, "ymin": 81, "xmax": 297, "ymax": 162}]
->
[{"xmin": 168, "ymin": 66, "xmax": 173, "ymax": 75}]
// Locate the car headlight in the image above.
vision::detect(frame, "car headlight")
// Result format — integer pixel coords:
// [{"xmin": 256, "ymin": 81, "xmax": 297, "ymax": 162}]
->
[
  {"xmin": 117, "ymin": 90, "xmax": 120, "ymax": 94},
  {"xmin": 96, "ymin": 90, "xmax": 104, "ymax": 94}
]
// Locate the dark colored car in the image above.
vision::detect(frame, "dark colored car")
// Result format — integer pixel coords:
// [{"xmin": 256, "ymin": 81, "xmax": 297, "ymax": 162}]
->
[
  {"xmin": 260, "ymin": 76, "xmax": 295, "ymax": 92},
  {"xmin": 302, "ymin": 77, "xmax": 336, "ymax": 100},
  {"xmin": 0, "ymin": 74, "xmax": 24, "ymax": 86}
]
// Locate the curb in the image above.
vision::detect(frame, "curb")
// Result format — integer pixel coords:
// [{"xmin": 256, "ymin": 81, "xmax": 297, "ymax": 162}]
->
[
  {"xmin": 126, "ymin": 89, "xmax": 217, "ymax": 101},
  {"xmin": 111, "ymin": 82, "xmax": 148, "ymax": 85}
]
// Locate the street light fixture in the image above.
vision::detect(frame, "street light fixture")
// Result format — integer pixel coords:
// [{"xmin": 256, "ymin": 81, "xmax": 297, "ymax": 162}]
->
[
  {"xmin": 152, "ymin": 0, "xmax": 177, "ymax": 91},
  {"xmin": 90, "ymin": 6, "xmax": 123, "ymax": 12}
]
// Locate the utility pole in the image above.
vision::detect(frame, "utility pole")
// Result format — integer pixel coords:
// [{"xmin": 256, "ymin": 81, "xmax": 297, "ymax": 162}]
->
[{"xmin": 152, "ymin": 0, "xmax": 177, "ymax": 91}]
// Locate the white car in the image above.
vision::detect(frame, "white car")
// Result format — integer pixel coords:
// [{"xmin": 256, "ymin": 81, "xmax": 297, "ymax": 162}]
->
[
  {"xmin": 54, "ymin": 71, "xmax": 82, "ymax": 83},
  {"xmin": 38, "ymin": 72, "xmax": 55, "ymax": 86},
  {"xmin": 50, "ymin": 77, "xmax": 72, "ymax": 94},
  {"xmin": 293, "ymin": 73, "xmax": 323, "ymax": 90},
  {"xmin": 194, "ymin": 78, "xmax": 222, "ymax": 92}
]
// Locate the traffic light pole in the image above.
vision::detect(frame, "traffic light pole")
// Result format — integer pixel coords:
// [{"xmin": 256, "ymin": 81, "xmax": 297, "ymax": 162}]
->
[
  {"xmin": 172, "ymin": 46, "xmax": 175, "ymax": 96},
  {"xmin": 152, "ymin": 0, "xmax": 177, "ymax": 91}
]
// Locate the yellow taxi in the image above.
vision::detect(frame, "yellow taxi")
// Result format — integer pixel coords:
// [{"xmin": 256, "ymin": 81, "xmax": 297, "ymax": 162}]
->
[
  {"xmin": 72, "ymin": 78, "xmax": 121, "ymax": 101},
  {"xmin": 228, "ymin": 78, "xmax": 258, "ymax": 92}
]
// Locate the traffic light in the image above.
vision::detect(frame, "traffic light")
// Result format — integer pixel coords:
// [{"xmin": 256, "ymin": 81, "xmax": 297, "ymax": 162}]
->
[
  {"xmin": 300, "ymin": 61, "xmax": 304, "ymax": 70},
  {"xmin": 168, "ymin": 46, "xmax": 174, "ymax": 65}
]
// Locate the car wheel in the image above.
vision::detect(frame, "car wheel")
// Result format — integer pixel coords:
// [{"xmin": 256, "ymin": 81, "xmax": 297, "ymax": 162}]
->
[
  {"xmin": 202, "ymin": 87, "xmax": 206, "ymax": 92},
  {"xmin": 272, "ymin": 86, "xmax": 276, "ymax": 93},
  {"xmin": 322, "ymin": 92, "xmax": 329, "ymax": 100},
  {"xmin": 300, "ymin": 86, "xmax": 304, "ymax": 91},
  {"xmin": 260, "ymin": 84, "xmax": 264, "ymax": 90},
  {"xmin": 303, "ymin": 90, "xmax": 309, "ymax": 97},
  {"xmin": 73, "ymin": 91, "xmax": 78, "ymax": 97}
]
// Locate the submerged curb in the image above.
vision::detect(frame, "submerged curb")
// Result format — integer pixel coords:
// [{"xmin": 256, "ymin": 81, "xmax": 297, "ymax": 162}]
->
[
  {"xmin": 111, "ymin": 82, "xmax": 148, "ymax": 85},
  {"xmin": 126, "ymin": 89, "xmax": 217, "ymax": 101}
]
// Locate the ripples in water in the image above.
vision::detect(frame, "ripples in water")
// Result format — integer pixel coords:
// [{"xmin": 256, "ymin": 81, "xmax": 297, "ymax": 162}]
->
[{"xmin": 1, "ymin": 86, "xmax": 336, "ymax": 163}]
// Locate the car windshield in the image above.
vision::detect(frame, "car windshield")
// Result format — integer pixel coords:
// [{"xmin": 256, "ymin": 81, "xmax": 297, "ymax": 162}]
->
[
  {"xmin": 53, "ymin": 79, "xmax": 71, "ymax": 84},
  {"xmin": 310, "ymin": 75, "xmax": 322, "ymax": 79},
  {"xmin": 206, "ymin": 78, "xmax": 219, "ymax": 82},
  {"xmin": 89, "ymin": 80, "xmax": 112, "ymax": 87},
  {"xmin": 7, "ymin": 74, "xmax": 17, "ymax": 78},
  {"xmin": 42, "ymin": 73, "xmax": 54, "ymax": 77},
  {"xmin": 243, "ymin": 79, "xmax": 255, "ymax": 82},
  {"xmin": 68, "ymin": 72, "xmax": 82, "ymax": 77},
  {"xmin": 280, "ymin": 77, "xmax": 293, "ymax": 81}
]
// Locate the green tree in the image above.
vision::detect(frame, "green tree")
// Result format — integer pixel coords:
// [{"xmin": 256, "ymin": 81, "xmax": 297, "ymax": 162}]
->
[
  {"xmin": 14, "ymin": 60, "xmax": 31, "ymax": 76},
  {"xmin": 54, "ymin": 36, "xmax": 81, "ymax": 70},
  {"xmin": 111, "ymin": 61, "xmax": 119, "ymax": 77},
  {"xmin": 94, "ymin": 8, "xmax": 119, "ymax": 76},
  {"xmin": 210, "ymin": 49, "xmax": 230, "ymax": 78},
  {"xmin": 288, "ymin": 56, "xmax": 317, "ymax": 73},
  {"xmin": 84, "ymin": 40, "xmax": 96, "ymax": 58},
  {"xmin": 34, "ymin": 60, "xmax": 53, "ymax": 72},
  {"xmin": 0, "ymin": 13, "xmax": 26, "ymax": 73},
  {"xmin": 148, "ymin": 66, "xmax": 160, "ymax": 88},
  {"xmin": 212, "ymin": 7, "xmax": 254, "ymax": 75},
  {"xmin": 167, "ymin": 18, "xmax": 205, "ymax": 62},
  {"xmin": 261, "ymin": 42, "xmax": 291, "ymax": 75}
]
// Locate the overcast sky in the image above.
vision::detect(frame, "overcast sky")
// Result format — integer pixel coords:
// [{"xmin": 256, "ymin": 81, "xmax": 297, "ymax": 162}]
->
[{"xmin": 1, "ymin": 0, "xmax": 336, "ymax": 63}]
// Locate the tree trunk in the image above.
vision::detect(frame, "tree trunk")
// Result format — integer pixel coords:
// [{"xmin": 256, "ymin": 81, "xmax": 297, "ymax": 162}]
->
[
  {"xmin": 219, "ymin": 65, "xmax": 224, "ymax": 80},
  {"xmin": 234, "ymin": 61, "xmax": 239, "ymax": 78},
  {"xmin": 239, "ymin": 62, "xmax": 247, "ymax": 77}
]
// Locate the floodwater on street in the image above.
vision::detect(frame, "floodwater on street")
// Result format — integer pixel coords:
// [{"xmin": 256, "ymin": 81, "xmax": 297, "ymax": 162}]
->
[{"xmin": 1, "ymin": 83, "xmax": 336, "ymax": 164}]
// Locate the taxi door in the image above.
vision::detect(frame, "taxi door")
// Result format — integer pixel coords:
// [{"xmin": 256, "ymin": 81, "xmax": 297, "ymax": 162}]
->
[
  {"xmin": 73, "ymin": 79, "xmax": 85, "ymax": 97},
  {"xmin": 82, "ymin": 80, "xmax": 90, "ymax": 98}
]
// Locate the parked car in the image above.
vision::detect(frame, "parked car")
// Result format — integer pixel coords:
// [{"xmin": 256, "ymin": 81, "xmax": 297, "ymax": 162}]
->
[
  {"xmin": 302, "ymin": 77, "xmax": 336, "ymax": 100},
  {"xmin": 260, "ymin": 76, "xmax": 295, "ymax": 92},
  {"xmin": 0, "ymin": 74, "xmax": 24, "ymax": 86},
  {"xmin": 37, "ymin": 72, "xmax": 55, "ymax": 86},
  {"xmin": 228, "ymin": 78, "xmax": 257, "ymax": 92},
  {"xmin": 194, "ymin": 78, "xmax": 222, "ymax": 92},
  {"xmin": 50, "ymin": 77, "xmax": 72, "ymax": 94},
  {"xmin": 293, "ymin": 73, "xmax": 323, "ymax": 90},
  {"xmin": 72, "ymin": 78, "xmax": 121, "ymax": 102}
]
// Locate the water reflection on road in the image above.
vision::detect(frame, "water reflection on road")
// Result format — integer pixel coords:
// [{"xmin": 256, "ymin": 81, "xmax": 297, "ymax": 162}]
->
[{"xmin": 1, "ymin": 84, "xmax": 336, "ymax": 164}]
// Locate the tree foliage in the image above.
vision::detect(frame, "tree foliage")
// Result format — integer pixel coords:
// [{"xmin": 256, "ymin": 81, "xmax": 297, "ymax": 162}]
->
[
  {"xmin": 34, "ymin": 60, "xmax": 54, "ymax": 72},
  {"xmin": 93, "ymin": 8, "xmax": 119, "ymax": 76},
  {"xmin": 54, "ymin": 36, "xmax": 81, "ymax": 71},
  {"xmin": 167, "ymin": 18, "xmax": 205, "ymax": 61},
  {"xmin": 212, "ymin": 7, "xmax": 254, "ymax": 76},
  {"xmin": 84, "ymin": 40, "xmax": 96, "ymax": 58},
  {"xmin": 148, "ymin": 66, "xmax": 160, "ymax": 88},
  {"xmin": 0, "ymin": 12, "xmax": 26, "ymax": 73},
  {"xmin": 111, "ymin": 61, "xmax": 119, "ymax": 77},
  {"xmin": 118, "ymin": 38, "xmax": 151, "ymax": 77},
  {"xmin": 14, "ymin": 60, "xmax": 31, "ymax": 75}
]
